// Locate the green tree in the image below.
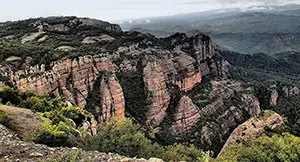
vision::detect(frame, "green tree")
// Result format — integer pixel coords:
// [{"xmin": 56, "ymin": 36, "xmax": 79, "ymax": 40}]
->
[{"xmin": 218, "ymin": 133, "xmax": 300, "ymax": 162}]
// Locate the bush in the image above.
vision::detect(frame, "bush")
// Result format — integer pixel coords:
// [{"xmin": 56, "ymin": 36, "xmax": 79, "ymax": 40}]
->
[
  {"xmin": 0, "ymin": 86, "xmax": 22, "ymax": 105},
  {"xmin": 88, "ymin": 118, "xmax": 209, "ymax": 161},
  {"xmin": 59, "ymin": 106, "xmax": 91, "ymax": 126},
  {"xmin": 273, "ymin": 95, "xmax": 300, "ymax": 135},
  {"xmin": 217, "ymin": 133, "xmax": 300, "ymax": 162},
  {"xmin": 116, "ymin": 73, "xmax": 147, "ymax": 123},
  {"xmin": 0, "ymin": 86, "xmax": 91, "ymax": 147},
  {"xmin": 36, "ymin": 121, "xmax": 69, "ymax": 147},
  {"xmin": 45, "ymin": 149, "xmax": 91, "ymax": 162},
  {"xmin": 0, "ymin": 110, "xmax": 10, "ymax": 127}
]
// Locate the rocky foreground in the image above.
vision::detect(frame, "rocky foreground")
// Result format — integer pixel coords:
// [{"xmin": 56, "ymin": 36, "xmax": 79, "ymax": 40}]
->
[{"xmin": 0, "ymin": 124, "xmax": 162, "ymax": 162}]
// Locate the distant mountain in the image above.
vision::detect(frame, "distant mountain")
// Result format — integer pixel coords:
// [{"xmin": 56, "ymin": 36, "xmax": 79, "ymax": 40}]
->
[{"xmin": 120, "ymin": 4, "xmax": 300, "ymax": 54}]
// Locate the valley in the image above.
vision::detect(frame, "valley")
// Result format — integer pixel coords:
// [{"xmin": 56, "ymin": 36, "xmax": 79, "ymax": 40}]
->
[{"xmin": 0, "ymin": 12, "xmax": 299, "ymax": 162}]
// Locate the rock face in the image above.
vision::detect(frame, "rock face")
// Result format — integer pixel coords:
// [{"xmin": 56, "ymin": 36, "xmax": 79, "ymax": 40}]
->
[
  {"xmin": 5, "ymin": 56, "xmax": 22, "ymax": 68},
  {"xmin": 99, "ymin": 76, "xmax": 125, "ymax": 122},
  {"xmin": 82, "ymin": 35, "xmax": 115, "ymax": 44},
  {"xmin": 1, "ymin": 19, "xmax": 231, "ymax": 131},
  {"xmin": 269, "ymin": 89, "xmax": 279, "ymax": 106},
  {"xmin": 178, "ymin": 80, "xmax": 261, "ymax": 153},
  {"xmin": 175, "ymin": 72, "xmax": 201, "ymax": 92},
  {"xmin": 10, "ymin": 56, "xmax": 125, "ymax": 123},
  {"xmin": 21, "ymin": 31, "xmax": 46, "ymax": 43},
  {"xmin": 268, "ymin": 84, "xmax": 300, "ymax": 106},
  {"xmin": 159, "ymin": 54, "xmax": 202, "ymax": 92},
  {"xmin": 0, "ymin": 124, "xmax": 161, "ymax": 162},
  {"xmin": 143, "ymin": 62, "xmax": 170, "ymax": 127},
  {"xmin": 36, "ymin": 17, "xmax": 122, "ymax": 33},
  {"xmin": 218, "ymin": 111, "xmax": 285, "ymax": 156},
  {"xmin": 171, "ymin": 96, "xmax": 201, "ymax": 134}
]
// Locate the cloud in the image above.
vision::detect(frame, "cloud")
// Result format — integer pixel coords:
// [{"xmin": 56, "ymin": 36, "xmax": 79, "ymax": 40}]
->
[
  {"xmin": 215, "ymin": 0, "xmax": 284, "ymax": 5},
  {"xmin": 181, "ymin": 0, "xmax": 296, "ymax": 6}
]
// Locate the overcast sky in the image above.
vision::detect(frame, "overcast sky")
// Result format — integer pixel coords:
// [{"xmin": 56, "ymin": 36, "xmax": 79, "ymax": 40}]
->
[{"xmin": 0, "ymin": 0, "xmax": 299, "ymax": 22}]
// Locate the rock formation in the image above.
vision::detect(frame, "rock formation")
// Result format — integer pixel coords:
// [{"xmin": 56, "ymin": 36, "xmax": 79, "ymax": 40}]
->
[
  {"xmin": 36, "ymin": 17, "xmax": 122, "ymax": 33},
  {"xmin": 218, "ymin": 111, "xmax": 285, "ymax": 156},
  {"xmin": 10, "ymin": 56, "xmax": 125, "ymax": 122},
  {"xmin": 0, "ymin": 105, "xmax": 48, "ymax": 140},
  {"xmin": 82, "ymin": 34, "xmax": 115, "ymax": 44},
  {"xmin": 99, "ymin": 75, "xmax": 125, "ymax": 122},
  {"xmin": 143, "ymin": 61, "xmax": 170, "ymax": 127},
  {"xmin": 177, "ymin": 80, "xmax": 261, "ymax": 153},
  {"xmin": 0, "ymin": 17, "xmax": 232, "ymax": 133},
  {"xmin": 268, "ymin": 84, "xmax": 300, "ymax": 106},
  {"xmin": 171, "ymin": 96, "xmax": 201, "ymax": 134}
]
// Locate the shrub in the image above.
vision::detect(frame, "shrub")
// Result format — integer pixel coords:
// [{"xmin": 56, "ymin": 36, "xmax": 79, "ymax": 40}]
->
[
  {"xmin": 0, "ymin": 86, "xmax": 22, "ymax": 105},
  {"xmin": 35, "ymin": 121, "xmax": 69, "ymax": 147},
  {"xmin": 116, "ymin": 72, "xmax": 147, "ymax": 123},
  {"xmin": 273, "ymin": 96, "xmax": 300, "ymax": 135},
  {"xmin": 0, "ymin": 110, "xmax": 10, "ymax": 127},
  {"xmin": 89, "ymin": 118, "xmax": 208, "ymax": 161},
  {"xmin": 44, "ymin": 149, "xmax": 91, "ymax": 162},
  {"xmin": 217, "ymin": 133, "xmax": 300, "ymax": 162},
  {"xmin": 59, "ymin": 106, "xmax": 90, "ymax": 126}
]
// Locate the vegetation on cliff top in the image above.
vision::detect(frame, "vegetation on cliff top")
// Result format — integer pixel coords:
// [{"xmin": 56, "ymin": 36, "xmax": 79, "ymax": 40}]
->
[{"xmin": 0, "ymin": 86, "xmax": 91, "ymax": 147}]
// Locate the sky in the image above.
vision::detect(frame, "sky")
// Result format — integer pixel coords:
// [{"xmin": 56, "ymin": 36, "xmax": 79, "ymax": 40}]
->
[{"xmin": 0, "ymin": 0, "xmax": 300, "ymax": 22}]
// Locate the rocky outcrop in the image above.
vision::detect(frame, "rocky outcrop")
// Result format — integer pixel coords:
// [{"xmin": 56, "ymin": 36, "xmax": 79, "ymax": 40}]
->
[
  {"xmin": 0, "ymin": 105, "xmax": 48, "ymax": 140},
  {"xmin": 268, "ymin": 84, "xmax": 300, "ymax": 106},
  {"xmin": 39, "ymin": 23, "xmax": 70, "ymax": 32},
  {"xmin": 36, "ymin": 17, "xmax": 122, "ymax": 33},
  {"xmin": 179, "ymin": 80, "xmax": 261, "ymax": 154},
  {"xmin": 10, "ymin": 56, "xmax": 124, "ymax": 123},
  {"xmin": 143, "ymin": 62, "xmax": 170, "ymax": 127},
  {"xmin": 284, "ymin": 86, "xmax": 300, "ymax": 96},
  {"xmin": 218, "ymin": 111, "xmax": 284, "ymax": 156},
  {"xmin": 164, "ymin": 54, "xmax": 202, "ymax": 92},
  {"xmin": 171, "ymin": 96, "xmax": 201, "ymax": 134},
  {"xmin": 99, "ymin": 76, "xmax": 125, "ymax": 122},
  {"xmin": 0, "ymin": 124, "xmax": 161, "ymax": 162},
  {"xmin": 270, "ymin": 89, "xmax": 279, "ymax": 106},
  {"xmin": 201, "ymin": 90, "xmax": 260, "ymax": 143},
  {"xmin": 5, "ymin": 56, "xmax": 22, "ymax": 68},
  {"xmin": 82, "ymin": 34, "xmax": 115, "ymax": 44},
  {"xmin": 55, "ymin": 46, "xmax": 76, "ymax": 51},
  {"xmin": 21, "ymin": 31, "xmax": 46, "ymax": 43}
]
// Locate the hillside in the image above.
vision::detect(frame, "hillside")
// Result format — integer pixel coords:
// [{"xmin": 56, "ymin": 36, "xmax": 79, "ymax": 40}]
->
[{"xmin": 0, "ymin": 16, "xmax": 300, "ymax": 161}]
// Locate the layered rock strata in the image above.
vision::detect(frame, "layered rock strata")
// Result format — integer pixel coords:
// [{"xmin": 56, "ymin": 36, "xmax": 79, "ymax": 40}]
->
[
  {"xmin": 171, "ymin": 96, "xmax": 201, "ymax": 134},
  {"xmin": 218, "ymin": 111, "xmax": 284, "ymax": 156},
  {"xmin": 143, "ymin": 62, "xmax": 170, "ymax": 127},
  {"xmin": 9, "ymin": 56, "xmax": 125, "ymax": 122},
  {"xmin": 99, "ymin": 76, "xmax": 125, "ymax": 122}
]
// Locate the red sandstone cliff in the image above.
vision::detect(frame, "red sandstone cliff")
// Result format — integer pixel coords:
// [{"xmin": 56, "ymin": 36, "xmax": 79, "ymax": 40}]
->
[
  {"xmin": 10, "ymin": 56, "xmax": 125, "ymax": 123},
  {"xmin": 171, "ymin": 96, "xmax": 201, "ymax": 134},
  {"xmin": 143, "ymin": 61, "xmax": 170, "ymax": 127}
]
